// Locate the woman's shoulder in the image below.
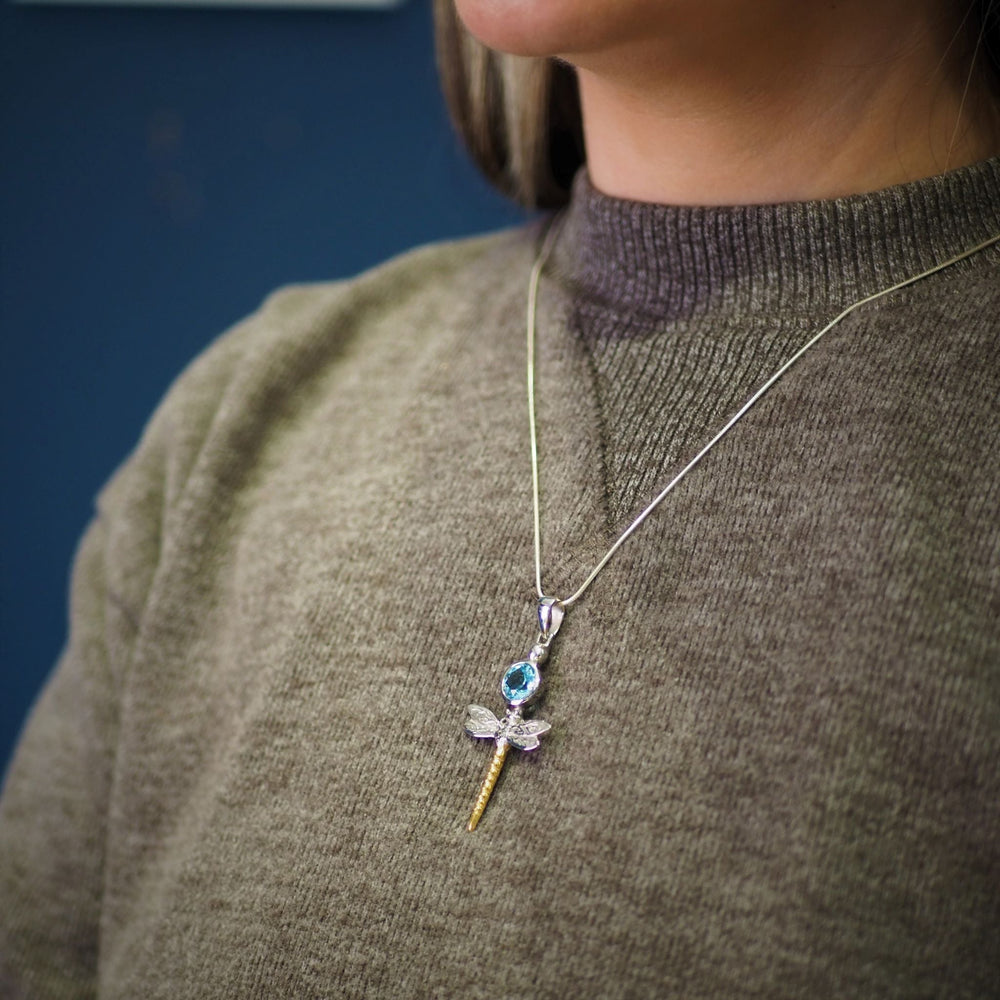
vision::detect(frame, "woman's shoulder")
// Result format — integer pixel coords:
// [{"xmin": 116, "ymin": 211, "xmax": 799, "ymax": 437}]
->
[
  {"xmin": 258, "ymin": 224, "xmax": 537, "ymax": 336},
  {"xmin": 101, "ymin": 224, "xmax": 541, "ymax": 511},
  {"xmin": 181, "ymin": 224, "xmax": 538, "ymax": 409},
  {"xmin": 84, "ymin": 222, "xmax": 543, "ymax": 647}
]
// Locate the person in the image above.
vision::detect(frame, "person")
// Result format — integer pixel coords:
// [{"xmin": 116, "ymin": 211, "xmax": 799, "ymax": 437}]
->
[{"xmin": 2, "ymin": 0, "xmax": 999, "ymax": 996}]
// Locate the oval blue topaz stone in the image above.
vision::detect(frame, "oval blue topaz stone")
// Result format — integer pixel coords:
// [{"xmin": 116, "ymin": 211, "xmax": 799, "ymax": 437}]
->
[{"xmin": 501, "ymin": 660, "xmax": 541, "ymax": 706}]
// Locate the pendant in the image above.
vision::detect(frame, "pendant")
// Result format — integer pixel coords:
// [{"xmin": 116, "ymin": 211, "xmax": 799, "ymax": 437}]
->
[{"xmin": 463, "ymin": 597, "xmax": 564, "ymax": 831}]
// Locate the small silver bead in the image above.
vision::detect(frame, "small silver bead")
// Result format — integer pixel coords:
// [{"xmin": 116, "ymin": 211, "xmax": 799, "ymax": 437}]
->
[{"xmin": 529, "ymin": 644, "xmax": 549, "ymax": 664}]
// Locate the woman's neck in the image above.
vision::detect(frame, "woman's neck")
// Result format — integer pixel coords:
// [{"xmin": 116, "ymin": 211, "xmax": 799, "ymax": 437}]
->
[{"xmin": 573, "ymin": 1, "xmax": 1000, "ymax": 205}]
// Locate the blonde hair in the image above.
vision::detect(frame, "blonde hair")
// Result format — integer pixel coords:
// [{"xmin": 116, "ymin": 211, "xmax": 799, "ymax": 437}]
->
[{"xmin": 433, "ymin": 0, "xmax": 583, "ymax": 210}]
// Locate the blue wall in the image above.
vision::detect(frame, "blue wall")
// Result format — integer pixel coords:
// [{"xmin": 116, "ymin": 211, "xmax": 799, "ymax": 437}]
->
[{"xmin": 0, "ymin": 0, "xmax": 525, "ymax": 770}]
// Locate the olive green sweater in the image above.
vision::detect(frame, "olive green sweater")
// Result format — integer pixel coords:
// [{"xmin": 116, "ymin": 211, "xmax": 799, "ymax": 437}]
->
[{"xmin": 2, "ymin": 162, "xmax": 999, "ymax": 999}]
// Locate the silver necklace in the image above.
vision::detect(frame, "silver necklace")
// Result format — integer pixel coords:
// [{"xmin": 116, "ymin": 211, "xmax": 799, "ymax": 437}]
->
[{"xmin": 463, "ymin": 219, "xmax": 1000, "ymax": 832}]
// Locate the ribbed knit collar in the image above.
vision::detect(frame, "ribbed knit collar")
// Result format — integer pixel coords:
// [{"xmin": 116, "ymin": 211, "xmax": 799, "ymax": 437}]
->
[{"xmin": 556, "ymin": 158, "xmax": 1000, "ymax": 323}]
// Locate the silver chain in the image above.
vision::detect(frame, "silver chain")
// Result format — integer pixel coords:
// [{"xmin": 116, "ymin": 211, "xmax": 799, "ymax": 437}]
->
[{"xmin": 527, "ymin": 221, "xmax": 1000, "ymax": 609}]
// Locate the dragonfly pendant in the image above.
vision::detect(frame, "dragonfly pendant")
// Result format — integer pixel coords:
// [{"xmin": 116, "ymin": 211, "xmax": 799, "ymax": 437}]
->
[
  {"xmin": 463, "ymin": 598, "xmax": 564, "ymax": 832},
  {"xmin": 464, "ymin": 704, "xmax": 551, "ymax": 831}
]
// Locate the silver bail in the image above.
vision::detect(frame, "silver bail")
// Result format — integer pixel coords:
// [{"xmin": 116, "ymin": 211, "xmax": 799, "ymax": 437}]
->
[{"xmin": 537, "ymin": 597, "xmax": 565, "ymax": 641}]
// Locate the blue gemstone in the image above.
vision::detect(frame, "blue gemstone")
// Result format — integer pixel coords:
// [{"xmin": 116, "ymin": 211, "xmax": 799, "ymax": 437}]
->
[{"xmin": 502, "ymin": 661, "xmax": 541, "ymax": 706}]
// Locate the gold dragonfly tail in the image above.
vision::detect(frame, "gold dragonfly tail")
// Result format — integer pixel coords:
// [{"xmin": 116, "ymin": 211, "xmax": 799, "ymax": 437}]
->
[{"xmin": 467, "ymin": 741, "xmax": 509, "ymax": 832}]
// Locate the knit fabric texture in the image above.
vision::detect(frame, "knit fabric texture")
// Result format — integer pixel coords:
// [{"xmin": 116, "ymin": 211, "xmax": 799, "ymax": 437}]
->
[{"xmin": 2, "ymin": 160, "xmax": 1000, "ymax": 999}]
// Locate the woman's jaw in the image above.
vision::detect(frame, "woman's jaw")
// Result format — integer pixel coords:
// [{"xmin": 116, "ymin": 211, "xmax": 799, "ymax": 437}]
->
[{"xmin": 453, "ymin": 0, "xmax": 1000, "ymax": 205}]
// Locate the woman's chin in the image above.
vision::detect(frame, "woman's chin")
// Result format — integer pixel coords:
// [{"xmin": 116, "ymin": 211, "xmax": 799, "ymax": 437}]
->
[{"xmin": 450, "ymin": 0, "xmax": 630, "ymax": 59}]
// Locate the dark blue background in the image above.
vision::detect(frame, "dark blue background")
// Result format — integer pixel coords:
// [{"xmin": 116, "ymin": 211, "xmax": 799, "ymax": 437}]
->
[{"xmin": 1, "ymin": 0, "xmax": 524, "ymax": 772}]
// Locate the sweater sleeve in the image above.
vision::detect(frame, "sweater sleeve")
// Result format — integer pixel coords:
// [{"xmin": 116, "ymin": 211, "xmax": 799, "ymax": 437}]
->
[
  {"xmin": 0, "ymin": 297, "xmax": 261, "ymax": 999},
  {"xmin": 0, "ymin": 510, "xmax": 119, "ymax": 999}
]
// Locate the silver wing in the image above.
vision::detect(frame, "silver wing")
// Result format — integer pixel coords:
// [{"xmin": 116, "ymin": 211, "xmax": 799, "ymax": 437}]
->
[
  {"xmin": 507, "ymin": 718, "xmax": 551, "ymax": 751},
  {"xmin": 464, "ymin": 704, "xmax": 501, "ymax": 740}
]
